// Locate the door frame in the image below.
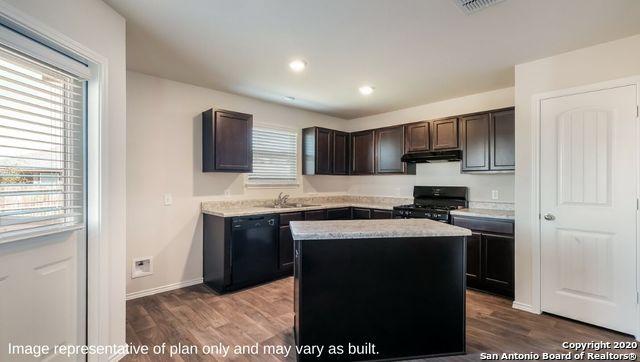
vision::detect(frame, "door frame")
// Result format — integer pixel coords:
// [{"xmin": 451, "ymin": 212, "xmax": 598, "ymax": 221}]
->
[
  {"xmin": 0, "ymin": 2, "xmax": 115, "ymax": 360},
  {"xmin": 529, "ymin": 76, "xmax": 640, "ymax": 337}
]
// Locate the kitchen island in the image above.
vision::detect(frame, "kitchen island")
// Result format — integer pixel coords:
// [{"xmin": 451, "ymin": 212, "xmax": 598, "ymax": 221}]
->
[{"xmin": 290, "ymin": 219, "xmax": 471, "ymax": 361}]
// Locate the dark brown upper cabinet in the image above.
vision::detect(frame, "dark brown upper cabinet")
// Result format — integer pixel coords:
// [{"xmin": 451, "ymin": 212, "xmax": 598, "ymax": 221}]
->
[
  {"xmin": 405, "ymin": 121, "xmax": 430, "ymax": 152},
  {"xmin": 431, "ymin": 117, "xmax": 459, "ymax": 150},
  {"xmin": 333, "ymin": 131, "xmax": 349, "ymax": 175},
  {"xmin": 202, "ymin": 109, "xmax": 253, "ymax": 172},
  {"xmin": 460, "ymin": 113, "xmax": 490, "ymax": 172},
  {"xmin": 375, "ymin": 126, "xmax": 406, "ymax": 174},
  {"xmin": 350, "ymin": 130, "xmax": 375, "ymax": 175},
  {"xmin": 461, "ymin": 107, "xmax": 515, "ymax": 173},
  {"xmin": 489, "ymin": 109, "xmax": 515, "ymax": 171},
  {"xmin": 302, "ymin": 127, "xmax": 349, "ymax": 175}
]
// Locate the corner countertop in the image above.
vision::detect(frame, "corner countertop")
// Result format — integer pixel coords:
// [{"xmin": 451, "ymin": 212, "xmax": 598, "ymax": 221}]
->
[
  {"xmin": 290, "ymin": 219, "xmax": 472, "ymax": 240},
  {"xmin": 450, "ymin": 208, "xmax": 514, "ymax": 221}
]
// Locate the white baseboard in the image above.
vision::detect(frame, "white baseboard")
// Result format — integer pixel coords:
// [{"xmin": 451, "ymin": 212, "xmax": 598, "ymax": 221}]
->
[
  {"xmin": 512, "ymin": 301, "xmax": 539, "ymax": 314},
  {"xmin": 126, "ymin": 277, "xmax": 203, "ymax": 300}
]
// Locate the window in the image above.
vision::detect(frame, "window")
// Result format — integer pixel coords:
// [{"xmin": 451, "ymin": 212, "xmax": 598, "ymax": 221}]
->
[
  {"xmin": 0, "ymin": 45, "xmax": 85, "ymax": 242},
  {"xmin": 247, "ymin": 127, "xmax": 298, "ymax": 186}
]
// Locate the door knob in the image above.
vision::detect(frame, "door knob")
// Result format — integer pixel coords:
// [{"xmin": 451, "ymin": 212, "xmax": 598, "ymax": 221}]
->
[{"xmin": 543, "ymin": 213, "xmax": 555, "ymax": 221}]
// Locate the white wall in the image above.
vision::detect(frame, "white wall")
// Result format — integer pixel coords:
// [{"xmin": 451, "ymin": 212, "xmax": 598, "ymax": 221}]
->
[
  {"xmin": 514, "ymin": 34, "xmax": 640, "ymax": 311},
  {"xmin": 126, "ymin": 71, "xmax": 349, "ymax": 296},
  {"xmin": 4, "ymin": 0, "xmax": 127, "ymax": 354},
  {"xmin": 345, "ymin": 88, "xmax": 515, "ymax": 202}
]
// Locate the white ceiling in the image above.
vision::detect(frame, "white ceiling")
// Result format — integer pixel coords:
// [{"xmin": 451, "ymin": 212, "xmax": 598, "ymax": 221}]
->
[{"xmin": 105, "ymin": 0, "xmax": 640, "ymax": 119}]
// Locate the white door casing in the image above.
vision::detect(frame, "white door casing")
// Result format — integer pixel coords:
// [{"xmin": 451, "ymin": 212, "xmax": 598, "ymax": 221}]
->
[{"xmin": 539, "ymin": 84, "xmax": 638, "ymax": 335}]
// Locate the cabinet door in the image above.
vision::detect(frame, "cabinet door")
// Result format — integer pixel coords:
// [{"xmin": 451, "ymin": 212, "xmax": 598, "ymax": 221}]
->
[
  {"xmin": 351, "ymin": 208, "xmax": 371, "ymax": 219},
  {"xmin": 482, "ymin": 233, "xmax": 514, "ymax": 297},
  {"xmin": 279, "ymin": 225, "xmax": 294, "ymax": 272},
  {"xmin": 305, "ymin": 209, "xmax": 327, "ymax": 220},
  {"xmin": 375, "ymin": 126, "xmax": 405, "ymax": 174},
  {"xmin": 371, "ymin": 209, "xmax": 393, "ymax": 219},
  {"xmin": 315, "ymin": 128, "xmax": 333, "ymax": 174},
  {"xmin": 327, "ymin": 208, "xmax": 351, "ymax": 220},
  {"xmin": 333, "ymin": 131, "xmax": 349, "ymax": 175},
  {"xmin": 350, "ymin": 130, "xmax": 375, "ymax": 175},
  {"xmin": 490, "ymin": 109, "xmax": 515, "ymax": 171},
  {"xmin": 461, "ymin": 113, "xmax": 490, "ymax": 172},
  {"xmin": 431, "ymin": 118, "xmax": 459, "ymax": 150},
  {"xmin": 466, "ymin": 233, "xmax": 482, "ymax": 288},
  {"xmin": 214, "ymin": 110, "xmax": 253, "ymax": 172},
  {"xmin": 405, "ymin": 122, "xmax": 430, "ymax": 152}
]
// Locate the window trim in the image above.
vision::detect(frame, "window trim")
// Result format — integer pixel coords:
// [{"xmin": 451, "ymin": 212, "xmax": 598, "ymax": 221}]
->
[{"xmin": 245, "ymin": 123, "xmax": 300, "ymax": 188}]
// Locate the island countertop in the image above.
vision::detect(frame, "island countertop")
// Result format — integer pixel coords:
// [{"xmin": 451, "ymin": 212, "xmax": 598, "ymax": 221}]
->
[{"xmin": 290, "ymin": 218, "xmax": 472, "ymax": 240}]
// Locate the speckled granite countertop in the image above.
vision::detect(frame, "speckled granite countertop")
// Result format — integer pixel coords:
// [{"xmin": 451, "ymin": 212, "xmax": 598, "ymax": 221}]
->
[
  {"xmin": 201, "ymin": 195, "xmax": 411, "ymax": 217},
  {"xmin": 450, "ymin": 208, "xmax": 515, "ymax": 221},
  {"xmin": 290, "ymin": 219, "xmax": 472, "ymax": 240}
]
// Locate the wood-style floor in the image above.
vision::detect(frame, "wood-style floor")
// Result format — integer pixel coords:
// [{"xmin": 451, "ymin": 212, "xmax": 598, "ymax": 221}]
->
[{"xmin": 124, "ymin": 277, "xmax": 636, "ymax": 361}]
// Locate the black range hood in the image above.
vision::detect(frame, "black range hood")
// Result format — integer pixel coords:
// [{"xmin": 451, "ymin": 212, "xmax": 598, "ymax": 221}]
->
[{"xmin": 401, "ymin": 150, "xmax": 462, "ymax": 163}]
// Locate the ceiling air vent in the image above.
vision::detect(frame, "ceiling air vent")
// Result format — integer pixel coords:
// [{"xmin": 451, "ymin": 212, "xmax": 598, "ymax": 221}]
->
[{"xmin": 452, "ymin": 0, "xmax": 506, "ymax": 14}]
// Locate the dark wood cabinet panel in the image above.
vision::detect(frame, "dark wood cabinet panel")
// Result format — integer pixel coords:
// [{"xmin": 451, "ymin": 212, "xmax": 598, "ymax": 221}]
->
[
  {"xmin": 452, "ymin": 215, "xmax": 514, "ymax": 298},
  {"xmin": 375, "ymin": 126, "xmax": 405, "ymax": 174},
  {"xmin": 483, "ymin": 234, "xmax": 514, "ymax": 297},
  {"xmin": 461, "ymin": 113, "xmax": 490, "ymax": 172},
  {"xmin": 371, "ymin": 209, "xmax": 393, "ymax": 219},
  {"xmin": 327, "ymin": 208, "xmax": 351, "ymax": 220},
  {"xmin": 279, "ymin": 225, "xmax": 294, "ymax": 272},
  {"xmin": 350, "ymin": 130, "xmax": 375, "ymax": 175},
  {"xmin": 279, "ymin": 212, "xmax": 304, "ymax": 226},
  {"xmin": 304, "ymin": 209, "xmax": 327, "ymax": 221},
  {"xmin": 351, "ymin": 207, "xmax": 371, "ymax": 219},
  {"xmin": 431, "ymin": 118, "xmax": 459, "ymax": 150},
  {"xmin": 405, "ymin": 122, "xmax": 430, "ymax": 152},
  {"xmin": 202, "ymin": 109, "xmax": 253, "ymax": 172},
  {"xmin": 333, "ymin": 131, "xmax": 349, "ymax": 175},
  {"xmin": 315, "ymin": 128, "xmax": 333, "ymax": 174},
  {"xmin": 490, "ymin": 109, "xmax": 515, "ymax": 171},
  {"xmin": 466, "ymin": 233, "xmax": 482, "ymax": 287}
]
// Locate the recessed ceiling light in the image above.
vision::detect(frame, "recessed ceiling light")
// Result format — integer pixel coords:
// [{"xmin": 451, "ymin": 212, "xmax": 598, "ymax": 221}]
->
[
  {"xmin": 284, "ymin": 96, "xmax": 296, "ymax": 101},
  {"xmin": 289, "ymin": 59, "xmax": 307, "ymax": 72},
  {"xmin": 359, "ymin": 85, "xmax": 375, "ymax": 95}
]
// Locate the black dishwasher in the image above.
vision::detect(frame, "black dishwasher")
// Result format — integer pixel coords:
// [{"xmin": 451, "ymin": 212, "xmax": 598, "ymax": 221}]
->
[{"xmin": 230, "ymin": 215, "xmax": 278, "ymax": 287}]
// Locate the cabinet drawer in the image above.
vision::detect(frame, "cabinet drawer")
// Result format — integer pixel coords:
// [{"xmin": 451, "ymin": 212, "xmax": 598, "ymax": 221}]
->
[
  {"xmin": 352, "ymin": 208, "xmax": 371, "ymax": 219},
  {"xmin": 280, "ymin": 212, "xmax": 304, "ymax": 226},
  {"xmin": 452, "ymin": 216, "xmax": 513, "ymax": 235},
  {"xmin": 327, "ymin": 208, "xmax": 351, "ymax": 220},
  {"xmin": 305, "ymin": 209, "xmax": 327, "ymax": 221}
]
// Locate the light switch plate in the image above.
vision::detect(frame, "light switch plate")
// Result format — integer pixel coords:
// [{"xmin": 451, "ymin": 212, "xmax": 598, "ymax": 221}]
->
[{"xmin": 164, "ymin": 193, "xmax": 172, "ymax": 206}]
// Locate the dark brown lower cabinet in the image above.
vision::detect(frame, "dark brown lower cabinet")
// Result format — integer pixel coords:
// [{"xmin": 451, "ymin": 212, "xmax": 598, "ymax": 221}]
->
[
  {"xmin": 452, "ymin": 215, "xmax": 514, "ymax": 298},
  {"xmin": 371, "ymin": 209, "xmax": 393, "ymax": 219},
  {"xmin": 352, "ymin": 207, "xmax": 371, "ymax": 219},
  {"xmin": 327, "ymin": 207, "xmax": 351, "ymax": 220},
  {"xmin": 304, "ymin": 209, "xmax": 327, "ymax": 220},
  {"xmin": 278, "ymin": 225, "xmax": 294, "ymax": 273},
  {"xmin": 465, "ymin": 233, "xmax": 482, "ymax": 285}
]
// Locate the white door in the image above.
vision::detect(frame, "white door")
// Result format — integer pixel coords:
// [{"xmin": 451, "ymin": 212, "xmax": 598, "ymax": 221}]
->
[
  {"xmin": 540, "ymin": 84, "xmax": 638, "ymax": 334},
  {"xmin": 0, "ymin": 232, "xmax": 86, "ymax": 361}
]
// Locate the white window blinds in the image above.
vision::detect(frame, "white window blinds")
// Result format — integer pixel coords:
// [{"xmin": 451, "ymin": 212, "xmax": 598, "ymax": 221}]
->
[
  {"xmin": 0, "ymin": 46, "xmax": 85, "ymax": 243},
  {"xmin": 248, "ymin": 127, "xmax": 298, "ymax": 185}
]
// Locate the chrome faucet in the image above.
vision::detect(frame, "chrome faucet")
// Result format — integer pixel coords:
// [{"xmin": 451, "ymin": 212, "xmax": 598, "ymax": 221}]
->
[{"xmin": 274, "ymin": 192, "xmax": 290, "ymax": 207}]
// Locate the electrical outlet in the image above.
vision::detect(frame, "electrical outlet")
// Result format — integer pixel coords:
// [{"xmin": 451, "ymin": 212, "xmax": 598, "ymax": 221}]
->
[
  {"xmin": 132, "ymin": 257, "xmax": 153, "ymax": 279},
  {"xmin": 163, "ymin": 193, "xmax": 172, "ymax": 206},
  {"xmin": 491, "ymin": 190, "xmax": 499, "ymax": 200},
  {"xmin": 224, "ymin": 189, "xmax": 231, "ymax": 196}
]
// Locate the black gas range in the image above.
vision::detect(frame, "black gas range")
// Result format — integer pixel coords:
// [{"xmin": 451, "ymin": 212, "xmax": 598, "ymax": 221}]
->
[{"xmin": 393, "ymin": 186, "xmax": 468, "ymax": 223}]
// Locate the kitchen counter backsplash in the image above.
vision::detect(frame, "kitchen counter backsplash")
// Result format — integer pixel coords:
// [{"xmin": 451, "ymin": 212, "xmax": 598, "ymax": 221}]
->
[
  {"xmin": 201, "ymin": 194, "xmax": 413, "ymax": 217},
  {"xmin": 467, "ymin": 201, "xmax": 514, "ymax": 211}
]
